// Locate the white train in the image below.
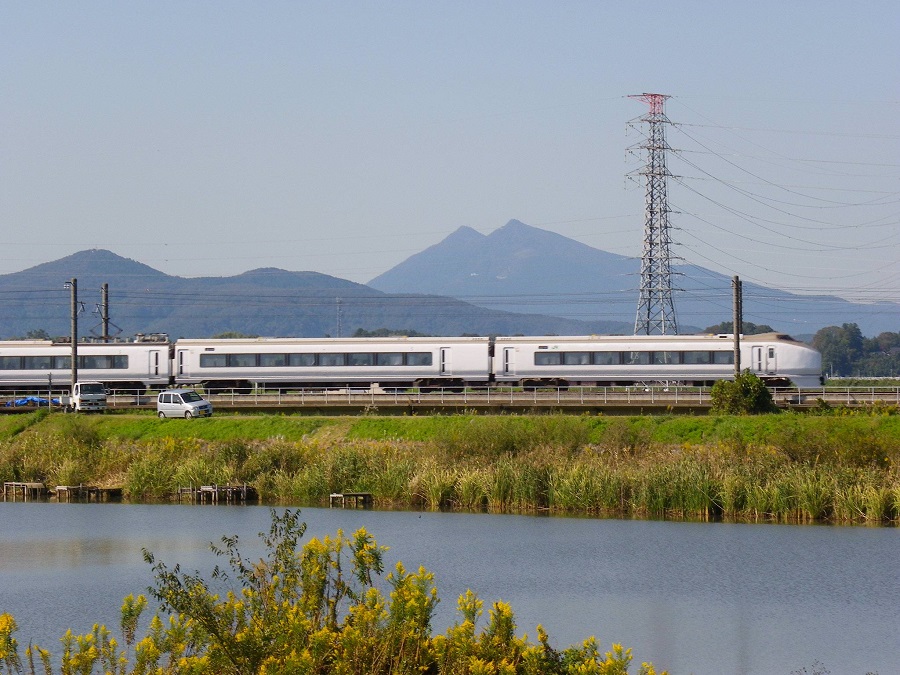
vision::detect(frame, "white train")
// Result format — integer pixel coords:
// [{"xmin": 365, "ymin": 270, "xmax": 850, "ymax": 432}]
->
[
  {"xmin": 0, "ymin": 332, "xmax": 822, "ymax": 392},
  {"xmin": 0, "ymin": 338, "xmax": 170, "ymax": 392},
  {"xmin": 493, "ymin": 333, "xmax": 821, "ymax": 389},
  {"xmin": 172, "ymin": 337, "xmax": 492, "ymax": 392}
]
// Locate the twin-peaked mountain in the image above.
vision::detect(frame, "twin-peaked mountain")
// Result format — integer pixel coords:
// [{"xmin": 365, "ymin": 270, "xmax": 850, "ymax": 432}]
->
[
  {"xmin": 369, "ymin": 221, "xmax": 635, "ymax": 323},
  {"xmin": 369, "ymin": 220, "xmax": 897, "ymax": 338}
]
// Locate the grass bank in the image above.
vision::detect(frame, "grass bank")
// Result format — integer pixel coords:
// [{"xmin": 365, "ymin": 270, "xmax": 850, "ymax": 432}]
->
[{"xmin": 1, "ymin": 410, "xmax": 899, "ymax": 523}]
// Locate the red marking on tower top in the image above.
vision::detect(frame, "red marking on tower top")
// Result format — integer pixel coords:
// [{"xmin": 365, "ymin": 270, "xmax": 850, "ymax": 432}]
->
[{"xmin": 629, "ymin": 93, "xmax": 670, "ymax": 115}]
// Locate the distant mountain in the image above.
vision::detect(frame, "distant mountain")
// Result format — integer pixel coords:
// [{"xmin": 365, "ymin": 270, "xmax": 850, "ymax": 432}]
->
[
  {"xmin": 4, "ymin": 228, "xmax": 894, "ymax": 340},
  {"xmin": 371, "ymin": 221, "xmax": 635, "ymax": 310},
  {"xmin": 0, "ymin": 249, "xmax": 619, "ymax": 340},
  {"xmin": 369, "ymin": 220, "xmax": 899, "ymax": 336}
]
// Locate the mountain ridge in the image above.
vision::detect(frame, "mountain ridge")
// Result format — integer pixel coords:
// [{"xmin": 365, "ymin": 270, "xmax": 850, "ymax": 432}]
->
[
  {"xmin": 369, "ymin": 220, "xmax": 897, "ymax": 336},
  {"xmin": 1, "ymin": 219, "xmax": 894, "ymax": 339},
  {"xmin": 0, "ymin": 248, "xmax": 625, "ymax": 339}
]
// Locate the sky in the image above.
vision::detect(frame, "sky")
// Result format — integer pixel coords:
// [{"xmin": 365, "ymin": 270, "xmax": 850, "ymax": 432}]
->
[{"xmin": 1, "ymin": 1, "xmax": 898, "ymax": 305}]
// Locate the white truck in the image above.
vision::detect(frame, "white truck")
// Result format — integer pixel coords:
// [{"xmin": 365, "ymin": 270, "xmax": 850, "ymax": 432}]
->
[{"xmin": 62, "ymin": 381, "xmax": 108, "ymax": 412}]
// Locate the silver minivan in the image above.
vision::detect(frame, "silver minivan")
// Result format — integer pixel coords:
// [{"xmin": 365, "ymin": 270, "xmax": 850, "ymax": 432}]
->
[{"xmin": 157, "ymin": 389, "xmax": 213, "ymax": 419}]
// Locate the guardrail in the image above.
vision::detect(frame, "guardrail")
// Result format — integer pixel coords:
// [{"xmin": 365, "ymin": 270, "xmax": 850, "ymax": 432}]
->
[
  {"xmin": 2, "ymin": 386, "xmax": 899, "ymax": 413},
  {"xmin": 143, "ymin": 385, "xmax": 900, "ymax": 408},
  {"xmin": 205, "ymin": 385, "xmax": 713, "ymax": 408}
]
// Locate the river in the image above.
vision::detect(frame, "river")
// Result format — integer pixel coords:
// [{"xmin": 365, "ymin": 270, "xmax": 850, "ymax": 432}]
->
[{"xmin": 0, "ymin": 502, "xmax": 896, "ymax": 674}]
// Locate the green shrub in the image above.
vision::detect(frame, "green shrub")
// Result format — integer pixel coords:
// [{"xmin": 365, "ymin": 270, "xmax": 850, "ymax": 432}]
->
[
  {"xmin": 600, "ymin": 418, "xmax": 652, "ymax": 454},
  {"xmin": 710, "ymin": 371, "xmax": 777, "ymax": 415}
]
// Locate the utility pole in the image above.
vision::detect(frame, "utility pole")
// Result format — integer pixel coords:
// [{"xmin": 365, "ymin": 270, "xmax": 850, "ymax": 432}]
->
[
  {"xmin": 101, "ymin": 283, "xmax": 109, "ymax": 342},
  {"xmin": 630, "ymin": 93, "xmax": 679, "ymax": 335},
  {"xmin": 67, "ymin": 278, "xmax": 78, "ymax": 387},
  {"xmin": 336, "ymin": 298, "xmax": 343, "ymax": 338},
  {"xmin": 733, "ymin": 275, "xmax": 742, "ymax": 379}
]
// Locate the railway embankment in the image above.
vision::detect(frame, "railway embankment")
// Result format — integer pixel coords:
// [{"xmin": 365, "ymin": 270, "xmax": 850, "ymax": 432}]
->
[{"xmin": 1, "ymin": 410, "xmax": 899, "ymax": 523}]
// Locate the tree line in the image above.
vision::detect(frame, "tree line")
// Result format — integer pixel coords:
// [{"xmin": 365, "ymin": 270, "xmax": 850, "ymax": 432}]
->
[{"xmin": 812, "ymin": 323, "xmax": 900, "ymax": 378}]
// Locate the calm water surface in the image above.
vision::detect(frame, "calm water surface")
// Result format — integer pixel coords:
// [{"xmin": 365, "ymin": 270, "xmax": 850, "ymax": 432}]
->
[{"xmin": 0, "ymin": 502, "xmax": 896, "ymax": 675}]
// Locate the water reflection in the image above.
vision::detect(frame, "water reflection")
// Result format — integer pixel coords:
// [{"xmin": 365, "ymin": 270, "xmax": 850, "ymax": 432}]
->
[{"xmin": 0, "ymin": 502, "xmax": 896, "ymax": 674}]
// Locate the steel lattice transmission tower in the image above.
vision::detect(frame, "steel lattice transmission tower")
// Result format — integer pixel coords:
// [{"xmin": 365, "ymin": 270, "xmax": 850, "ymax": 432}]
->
[{"xmin": 630, "ymin": 92, "xmax": 679, "ymax": 335}]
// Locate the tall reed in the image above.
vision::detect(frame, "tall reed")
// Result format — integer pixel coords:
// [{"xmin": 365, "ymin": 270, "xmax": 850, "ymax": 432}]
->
[
  {"xmin": 548, "ymin": 464, "xmax": 624, "ymax": 513},
  {"xmin": 409, "ymin": 463, "xmax": 457, "ymax": 509},
  {"xmin": 2, "ymin": 412, "xmax": 899, "ymax": 524},
  {"xmin": 455, "ymin": 467, "xmax": 490, "ymax": 510}
]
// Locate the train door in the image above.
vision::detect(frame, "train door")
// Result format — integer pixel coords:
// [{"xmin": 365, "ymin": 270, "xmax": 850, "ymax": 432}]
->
[
  {"xmin": 751, "ymin": 346, "xmax": 777, "ymax": 376},
  {"xmin": 502, "ymin": 347, "xmax": 516, "ymax": 377},
  {"xmin": 149, "ymin": 349, "xmax": 162, "ymax": 378},
  {"xmin": 751, "ymin": 346, "xmax": 763, "ymax": 375},
  {"xmin": 176, "ymin": 349, "xmax": 187, "ymax": 378},
  {"xmin": 439, "ymin": 348, "xmax": 452, "ymax": 376},
  {"xmin": 765, "ymin": 345, "xmax": 777, "ymax": 375}
]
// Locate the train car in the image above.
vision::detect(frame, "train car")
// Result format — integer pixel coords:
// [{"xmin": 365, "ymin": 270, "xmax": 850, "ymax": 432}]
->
[
  {"xmin": 172, "ymin": 336, "xmax": 492, "ymax": 392},
  {"xmin": 493, "ymin": 333, "xmax": 822, "ymax": 388},
  {"xmin": 0, "ymin": 332, "xmax": 822, "ymax": 395},
  {"xmin": 0, "ymin": 338, "xmax": 172, "ymax": 392}
]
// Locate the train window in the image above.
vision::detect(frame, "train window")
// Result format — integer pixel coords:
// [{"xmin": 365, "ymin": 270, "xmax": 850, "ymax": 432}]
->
[
  {"xmin": 259, "ymin": 354, "xmax": 287, "ymax": 367},
  {"xmin": 682, "ymin": 351, "xmax": 711, "ymax": 364},
  {"xmin": 376, "ymin": 353, "xmax": 404, "ymax": 366},
  {"xmin": 563, "ymin": 352, "xmax": 591, "ymax": 365},
  {"xmin": 534, "ymin": 352, "xmax": 562, "ymax": 366},
  {"xmin": 200, "ymin": 354, "xmax": 227, "ymax": 368},
  {"xmin": 81, "ymin": 356, "xmax": 104, "ymax": 369},
  {"xmin": 289, "ymin": 353, "xmax": 317, "ymax": 367},
  {"xmin": 654, "ymin": 351, "xmax": 678, "ymax": 365},
  {"xmin": 712, "ymin": 351, "xmax": 735, "ymax": 365},
  {"xmin": 23, "ymin": 356, "xmax": 53, "ymax": 370},
  {"xmin": 348, "ymin": 353, "xmax": 373, "ymax": 366},
  {"xmin": 227, "ymin": 354, "xmax": 258, "ymax": 368},
  {"xmin": 81, "ymin": 355, "xmax": 124, "ymax": 369},
  {"xmin": 592, "ymin": 352, "xmax": 620, "ymax": 365},
  {"xmin": 54, "ymin": 356, "xmax": 71, "ymax": 369},
  {"xmin": 406, "ymin": 352, "xmax": 433, "ymax": 366},
  {"xmin": 626, "ymin": 351, "xmax": 651, "ymax": 365},
  {"xmin": 0, "ymin": 356, "xmax": 21, "ymax": 370},
  {"xmin": 319, "ymin": 353, "xmax": 346, "ymax": 367}
]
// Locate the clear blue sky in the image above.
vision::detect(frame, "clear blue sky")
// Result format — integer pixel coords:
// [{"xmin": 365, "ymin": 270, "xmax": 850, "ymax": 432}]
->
[{"xmin": 1, "ymin": 1, "xmax": 897, "ymax": 303}]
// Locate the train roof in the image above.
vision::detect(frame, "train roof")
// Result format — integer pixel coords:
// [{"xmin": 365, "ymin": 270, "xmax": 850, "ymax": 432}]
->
[
  {"xmin": 0, "ymin": 340, "xmax": 170, "ymax": 349},
  {"xmin": 0, "ymin": 335, "xmax": 171, "ymax": 346},
  {"xmin": 174, "ymin": 336, "xmax": 491, "ymax": 345},
  {"xmin": 739, "ymin": 332, "xmax": 801, "ymax": 342},
  {"xmin": 492, "ymin": 332, "xmax": 810, "ymax": 344}
]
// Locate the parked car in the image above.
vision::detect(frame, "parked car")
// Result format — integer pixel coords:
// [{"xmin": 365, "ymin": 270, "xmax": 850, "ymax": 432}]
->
[{"xmin": 156, "ymin": 389, "xmax": 213, "ymax": 419}]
